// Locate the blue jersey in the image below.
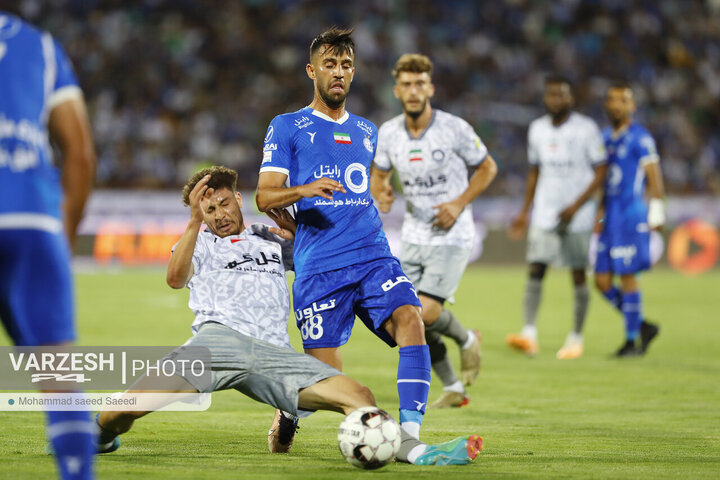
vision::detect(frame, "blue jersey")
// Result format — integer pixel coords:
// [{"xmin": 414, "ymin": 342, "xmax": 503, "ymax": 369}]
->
[
  {"xmin": 0, "ymin": 13, "xmax": 80, "ymax": 226},
  {"xmin": 602, "ymin": 123, "xmax": 659, "ymax": 225},
  {"xmin": 260, "ymin": 107, "xmax": 392, "ymax": 277}
]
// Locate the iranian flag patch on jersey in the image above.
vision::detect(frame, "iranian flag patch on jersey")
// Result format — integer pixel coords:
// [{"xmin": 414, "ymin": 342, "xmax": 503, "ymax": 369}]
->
[
  {"xmin": 409, "ymin": 149, "xmax": 423, "ymax": 161},
  {"xmin": 334, "ymin": 132, "xmax": 351, "ymax": 144}
]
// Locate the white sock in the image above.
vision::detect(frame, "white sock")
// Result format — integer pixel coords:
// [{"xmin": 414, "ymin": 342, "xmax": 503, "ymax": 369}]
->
[
  {"xmin": 461, "ymin": 330, "xmax": 476, "ymax": 350},
  {"xmin": 521, "ymin": 324, "xmax": 538, "ymax": 340},
  {"xmin": 407, "ymin": 444, "xmax": 427, "ymax": 464},
  {"xmin": 567, "ymin": 332, "xmax": 583, "ymax": 344},
  {"xmin": 443, "ymin": 380, "xmax": 465, "ymax": 394},
  {"xmin": 401, "ymin": 422, "xmax": 420, "ymax": 440}
]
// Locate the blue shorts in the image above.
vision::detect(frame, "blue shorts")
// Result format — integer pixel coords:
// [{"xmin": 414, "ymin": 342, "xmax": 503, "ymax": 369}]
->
[
  {"xmin": 0, "ymin": 229, "xmax": 75, "ymax": 346},
  {"xmin": 595, "ymin": 219, "xmax": 650, "ymax": 276},
  {"xmin": 293, "ymin": 257, "xmax": 421, "ymax": 349}
]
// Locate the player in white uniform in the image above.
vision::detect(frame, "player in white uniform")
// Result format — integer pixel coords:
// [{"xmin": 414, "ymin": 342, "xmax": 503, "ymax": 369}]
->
[
  {"xmin": 96, "ymin": 166, "xmax": 479, "ymax": 465},
  {"xmin": 371, "ymin": 54, "xmax": 497, "ymax": 408},
  {"xmin": 507, "ymin": 75, "xmax": 607, "ymax": 359}
]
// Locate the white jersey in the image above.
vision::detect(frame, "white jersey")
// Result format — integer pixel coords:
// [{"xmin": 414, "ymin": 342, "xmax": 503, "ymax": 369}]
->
[
  {"xmin": 178, "ymin": 224, "xmax": 294, "ymax": 348},
  {"xmin": 374, "ymin": 109, "xmax": 488, "ymax": 249},
  {"xmin": 528, "ymin": 112, "xmax": 606, "ymax": 232}
]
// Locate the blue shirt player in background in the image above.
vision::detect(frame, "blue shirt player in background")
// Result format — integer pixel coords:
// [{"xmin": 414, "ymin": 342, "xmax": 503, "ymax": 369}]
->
[
  {"xmin": 594, "ymin": 82, "xmax": 665, "ymax": 357},
  {"xmin": 256, "ymin": 28, "xmax": 482, "ymax": 465},
  {"xmin": 0, "ymin": 11, "xmax": 96, "ymax": 480}
]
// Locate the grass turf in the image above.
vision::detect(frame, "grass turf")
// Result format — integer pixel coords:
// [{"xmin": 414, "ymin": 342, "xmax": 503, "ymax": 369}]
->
[{"xmin": 0, "ymin": 265, "xmax": 718, "ymax": 479}]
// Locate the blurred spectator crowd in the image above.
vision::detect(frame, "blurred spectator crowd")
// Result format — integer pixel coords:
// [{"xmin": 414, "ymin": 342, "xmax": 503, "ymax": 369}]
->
[{"xmin": 4, "ymin": 0, "xmax": 720, "ymax": 194}]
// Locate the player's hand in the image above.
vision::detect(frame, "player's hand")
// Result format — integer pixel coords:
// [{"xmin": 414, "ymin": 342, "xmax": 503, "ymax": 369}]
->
[
  {"xmin": 267, "ymin": 208, "xmax": 296, "ymax": 240},
  {"xmin": 508, "ymin": 212, "xmax": 528, "ymax": 240},
  {"xmin": 558, "ymin": 203, "xmax": 579, "ymax": 225},
  {"xmin": 376, "ymin": 186, "xmax": 395, "ymax": 213},
  {"xmin": 188, "ymin": 174, "xmax": 213, "ymax": 222},
  {"xmin": 299, "ymin": 177, "xmax": 346, "ymax": 200},
  {"xmin": 432, "ymin": 200, "xmax": 463, "ymax": 229}
]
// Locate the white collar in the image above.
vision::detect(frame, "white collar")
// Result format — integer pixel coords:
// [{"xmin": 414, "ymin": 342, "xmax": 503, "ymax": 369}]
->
[{"xmin": 310, "ymin": 108, "xmax": 349, "ymax": 125}]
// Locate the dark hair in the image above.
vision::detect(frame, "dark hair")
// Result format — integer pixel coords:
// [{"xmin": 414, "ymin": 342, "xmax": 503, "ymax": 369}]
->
[
  {"xmin": 310, "ymin": 27, "xmax": 355, "ymax": 59},
  {"xmin": 545, "ymin": 73, "xmax": 572, "ymax": 88},
  {"xmin": 609, "ymin": 79, "xmax": 633, "ymax": 91},
  {"xmin": 392, "ymin": 53, "xmax": 433, "ymax": 79},
  {"xmin": 182, "ymin": 166, "xmax": 238, "ymax": 206}
]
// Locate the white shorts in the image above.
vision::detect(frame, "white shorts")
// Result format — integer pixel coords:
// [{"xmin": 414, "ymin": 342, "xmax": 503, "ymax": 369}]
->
[
  {"xmin": 400, "ymin": 243, "xmax": 471, "ymax": 303},
  {"xmin": 526, "ymin": 226, "xmax": 591, "ymax": 269}
]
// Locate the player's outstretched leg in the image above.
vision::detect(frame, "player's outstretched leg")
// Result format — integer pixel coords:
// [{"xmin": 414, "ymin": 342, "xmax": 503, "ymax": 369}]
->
[
  {"xmin": 268, "ymin": 409, "xmax": 299, "ymax": 453},
  {"xmin": 426, "ymin": 332, "xmax": 468, "ymax": 408},
  {"xmin": 397, "ymin": 430, "xmax": 483, "ymax": 466}
]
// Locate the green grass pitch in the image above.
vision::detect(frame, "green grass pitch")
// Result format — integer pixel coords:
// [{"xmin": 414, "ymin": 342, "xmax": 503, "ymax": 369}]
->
[{"xmin": 0, "ymin": 265, "xmax": 718, "ymax": 479}]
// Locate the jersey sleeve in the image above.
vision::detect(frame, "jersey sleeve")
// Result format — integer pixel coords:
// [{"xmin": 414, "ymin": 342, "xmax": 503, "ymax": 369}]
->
[
  {"xmin": 585, "ymin": 121, "xmax": 607, "ymax": 167},
  {"xmin": 454, "ymin": 118, "xmax": 487, "ymax": 167},
  {"xmin": 46, "ymin": 36, "xmax": 82, "ymax": 111},
  {"xmin": 372, "ymin": 123, "xmax": 393, "ymax": 172},
  {"xmin": 259, "ymin": 116, "xmax": 292, "ymax": 177},
  {"xmin": 527, "ymin": 123, "xmax": 540, "ymax": 166},
  {"xmin": 637, "ymin": 131, "xmax": 660, "ymax": 166}
]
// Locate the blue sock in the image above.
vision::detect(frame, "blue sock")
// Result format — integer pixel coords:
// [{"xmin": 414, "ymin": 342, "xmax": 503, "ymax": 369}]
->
[
  {"xmin": 602, "ymin": 286, "xmax": 622, "ymax": 312},
  {"xmin": 621, "ymin": 291, "xmax": 643, "ymax": 341},
  {"xmin": 397, "ymin": 345, "xmax": 431, "ymax": 434},
  {"xmin": 46, "ymin": 410, "xmax": 96, "ymax": 480}
]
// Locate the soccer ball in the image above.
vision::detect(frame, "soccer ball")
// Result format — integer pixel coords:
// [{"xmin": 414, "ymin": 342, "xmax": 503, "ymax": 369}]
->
[{"xmin": 337, "ymin": 406, "xmax": 402, "ymax": 469}]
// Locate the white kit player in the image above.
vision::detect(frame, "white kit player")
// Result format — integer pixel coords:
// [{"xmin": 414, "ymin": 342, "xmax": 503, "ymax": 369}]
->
[
  {"xmin": 96, "ymin": 166, "xmax": 477, "ymax": 466},
  {"xmin": 371, "ymin": 54, "xmax": 497, "ymax": 408},
  {"xmin": 507, "ymin": 74, "xmax": 607, "ymax": 359}
]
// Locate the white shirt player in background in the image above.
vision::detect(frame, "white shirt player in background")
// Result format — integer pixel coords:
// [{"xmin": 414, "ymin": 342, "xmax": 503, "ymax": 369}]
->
[
  {"xmin": 507, "ymin": 74, "xmax": 608, "ymax": 360},
  {"xmin": 371, "ymin": 54, "xmax": 498, "ymax": 408}
]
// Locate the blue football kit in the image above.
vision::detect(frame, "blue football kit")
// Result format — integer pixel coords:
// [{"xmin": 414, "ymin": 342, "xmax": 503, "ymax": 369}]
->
[
  {"xmin": 596, "ymin": 123, "xmax": 658, "ymax": 275},
  {"xmin": 260, "ymin": 107, "xmax": 429, "ymax": 428},
  {"xmin": 0, "ymin": 12, "xmax": 95, "ymax": 479}
]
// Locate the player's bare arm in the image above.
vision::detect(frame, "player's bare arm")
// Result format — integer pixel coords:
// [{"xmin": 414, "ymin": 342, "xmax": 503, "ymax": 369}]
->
[
  {"xmin": 166, "ymin": 175, "xmax": 211, "ymax": 289},
  {"xmin": 48, "ymin": 96, "xmax": 97, "ymax": 249},
  {"xmin": 559, "ymin": 163, "xmax": 608, "ymax": 224},
  {"xmin": 433, "ymin": 154, "xmax": 498, "ymax": 229},
  {"xmin": 369, "ymin": 167, "xmax": 396, "ymax": 213},
  {"xmin": 644, "ymin": 161, "xmax": 666, "ymax": 231},
  {"xmin": 509, "ymin": 165, "xmax": 539, "ymax": 239},
  {"xmin": 256, "ymin": 171, "xmax": 346, "ymax": 211}
]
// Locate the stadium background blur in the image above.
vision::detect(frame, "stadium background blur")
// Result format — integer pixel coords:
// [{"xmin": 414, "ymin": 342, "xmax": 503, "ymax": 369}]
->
[{"xmin": 3, "ymin": 0, "xmax": 719, "ymax": 194}]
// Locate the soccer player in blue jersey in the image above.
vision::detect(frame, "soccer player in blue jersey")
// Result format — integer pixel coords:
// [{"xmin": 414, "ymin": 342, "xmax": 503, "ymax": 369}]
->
[
  {"xmin": 594, "ymin": 82, "xmax": 665, "ymax": 357},
  {"xmin": 0, "ymin": 11, "xmax": 96, "ymax": 480},
  {"xmin": 256, "ymin": 28, "xmax": 482, "ymax": 465}
]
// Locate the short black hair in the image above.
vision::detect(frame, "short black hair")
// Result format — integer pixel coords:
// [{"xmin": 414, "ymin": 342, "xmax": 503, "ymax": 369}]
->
[
  {"xmin": 182, "ymin": 166, "xmax": 238, "ymax": 206},
  {"xmin": 545, "ymin": 73, "xmax": 572, "ymax": 88},
  {"xmin": 310, "ymin": 27, "xmax": 355, "ymax": 59},
  {"xmin": 609, "ymin": 79, "xmax": 633, "ymax": 91}
]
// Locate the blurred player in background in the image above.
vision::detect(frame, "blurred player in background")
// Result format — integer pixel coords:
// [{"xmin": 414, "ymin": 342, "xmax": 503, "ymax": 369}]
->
[
  {"xmin": 0, "ymin": 11, "xmax": 96, "ymax": 480},
  {"xmin": 256, "ymin": 28, "xmax": 482, "ymax": 465},
  {"xmin": 370, "ymin": 54, "xmax": 497, "ymax": 408},
  {"xmin": 507, "ymin": 74, "xmax": 607, "ymax": 359},
  {"xmin": 594, "ymin": 82, "xmax": 664, "ymax": 357}
]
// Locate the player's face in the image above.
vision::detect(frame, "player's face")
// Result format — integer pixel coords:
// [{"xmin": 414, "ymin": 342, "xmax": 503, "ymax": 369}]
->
[
  {"xmin": 543, "ymin": 82, "xmax": 573, "ymax": 118},
  {"xmin": 200, "ymin": 187, "xmax": 244, "ymax": 238},
  {"xmin": 605, "ymin": 87, "xmax": 636, "ymax": 128},
  {"xmin": 307, "ymin": 45, "xmax": 355, "ymax": 109},
  {"xmin": 394, "ymin": 71, "xmax": 434, "ymax": 119}
]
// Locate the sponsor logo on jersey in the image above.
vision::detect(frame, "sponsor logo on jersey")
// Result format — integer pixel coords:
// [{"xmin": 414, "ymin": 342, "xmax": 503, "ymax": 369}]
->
[
  {"xmin": 262, "ymin": 150, "xmax": 272, "ymax": 164},
  {"xmin": 363, "ymin": 137, "xmax": 373, "ymax": 153},
  {"xmin": 409, "ymin": 149, "xmax": 422, "ymax": 162},
  {"xmin": 294, "ymin": 116, "xmax": 314, "ymax": 129},
  {"xmin": 403, "ymin": 174, "xmax": 447, "ymax": 189},
  {"xmin": 307, "ymin": 131, "xmax": 316, "ymax": 144},
  {"xmin": 264, "ymin": 126, "xmax": 274, "ymax": 142},
  {"xmin": 224, "ymin": 252, "xmax": 281, "ymax": 269},
  {"xmin": 333, "ymin": 132, "xmax": 351, "ymax": 144},
  {"xmin": 356, "ymin": 120, "xmax": 373, "ymax": 135},
  {"xmin": 263, "ymin": 143, "xmax": 277, "ymax": 151},
  {"xmin": 381, "ymin": 275, "xmax": 412, "ymax": 292}
]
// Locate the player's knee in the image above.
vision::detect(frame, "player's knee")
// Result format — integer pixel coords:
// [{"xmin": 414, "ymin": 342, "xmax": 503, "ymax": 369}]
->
[
  {"xmin": 354, "ymin": 384, "xmax": 375, "ymax": 407},
  {"xmin": 572, "ymin": 270, "xmax": 587, "ymax": 286},
  {"xmin": 594, "ymin": 275, "xmax": 610, "ymax": 292},
  {"xmin": 529, "ymin": 263, "xmax": 547, "ymax": 280},
  {"xmin": 392, "ymin": 306, "xmax": 424, "ymax": 334}
]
